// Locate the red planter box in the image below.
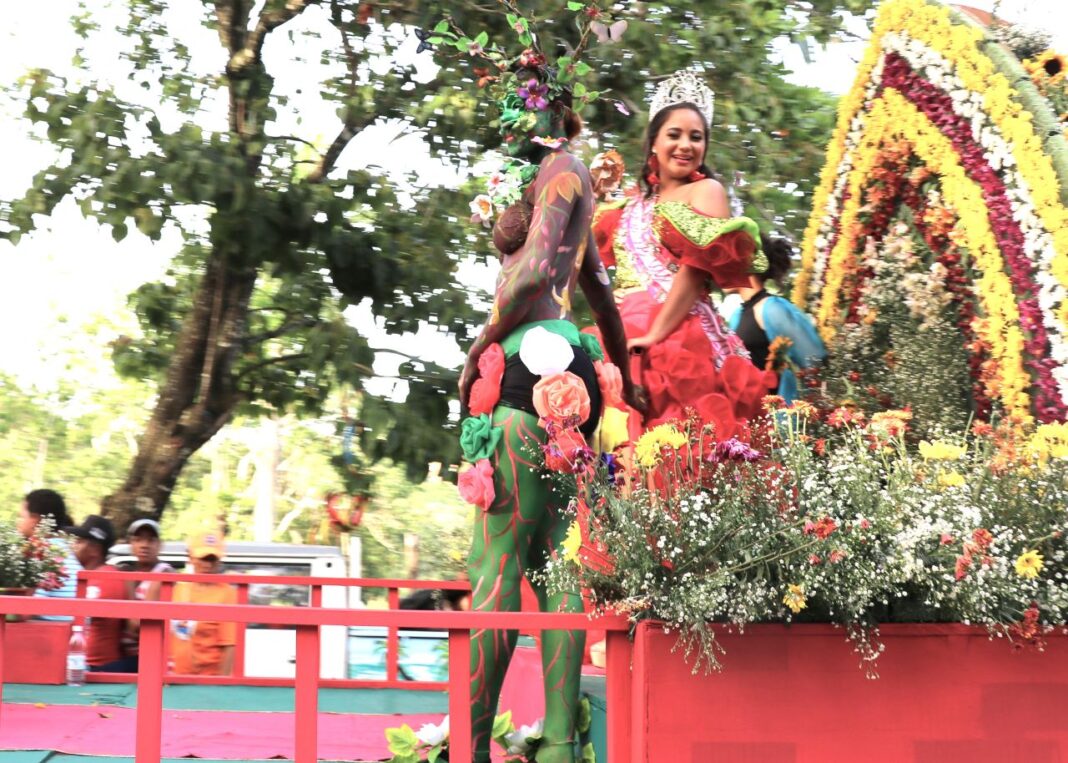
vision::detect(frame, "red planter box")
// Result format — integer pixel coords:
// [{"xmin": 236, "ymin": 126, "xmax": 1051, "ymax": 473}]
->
[
  {"xmin": 632, "ymin": 621, "xmax": 1068, "ymax": 763},
  {"xmin": 2, "ymin": 621, "xmax": 70, "ymax": 684}
]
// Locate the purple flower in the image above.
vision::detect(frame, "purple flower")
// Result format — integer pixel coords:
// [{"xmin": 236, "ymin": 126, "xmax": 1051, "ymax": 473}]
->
[
  {"xmin": 708, "ymin": 438, "xmax": 762, "ymax": 463},
  {"xmin": 517, "ymin": 78, "xmax": 549, "ymax": 110},
  {"xmin": 612, "ymin": 100, "xmax": 630, "ymax": 116}
]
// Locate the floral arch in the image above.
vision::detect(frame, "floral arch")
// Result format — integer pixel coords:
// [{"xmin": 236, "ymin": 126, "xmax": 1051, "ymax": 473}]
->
[{"xmin": 796, "ymin": 0, "xmax": 1068, "ymax": 427}]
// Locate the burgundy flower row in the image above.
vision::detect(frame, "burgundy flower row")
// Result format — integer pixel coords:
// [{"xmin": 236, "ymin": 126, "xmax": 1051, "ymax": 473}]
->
[{"xmin": 880, "ymin": 52, "xmax": 1064, "ymax": 421}]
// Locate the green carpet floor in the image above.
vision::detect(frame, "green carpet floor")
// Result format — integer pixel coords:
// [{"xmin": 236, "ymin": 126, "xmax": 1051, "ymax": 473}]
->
[{"xmin": 1, "ymin": 684, "xmax": 447, "ymax": 714}]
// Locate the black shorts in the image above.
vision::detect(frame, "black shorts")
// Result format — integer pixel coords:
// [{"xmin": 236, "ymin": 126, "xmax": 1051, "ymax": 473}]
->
[{"xmin": 497, "ymin": 344, "xmax": 603, "ymax": 438}]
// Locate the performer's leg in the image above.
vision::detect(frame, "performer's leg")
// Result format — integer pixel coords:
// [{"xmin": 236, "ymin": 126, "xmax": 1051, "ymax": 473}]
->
[
  {"xmin": 468, "ymin": 407, "xmax": 547, "ymax": 761},
  {"xmin": 528, "ymin": 488, "xmax": 585, "ymax": 762}
]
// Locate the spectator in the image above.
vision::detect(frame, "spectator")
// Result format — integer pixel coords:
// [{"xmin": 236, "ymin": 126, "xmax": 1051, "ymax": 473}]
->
[
  {"xmin": 66, "ymin": 515, "xmax": 134, "ymax": 673},
  {"xmin": 119, "ymin": 518, "xmax": 174, "ymax": 668},
  {"xmin": 18, "ymin": 489, "xmax": 81, "ymax": 621},
  {"xmin": 170, "ymin": 530, "xmax": 237, "ymax": 676}
]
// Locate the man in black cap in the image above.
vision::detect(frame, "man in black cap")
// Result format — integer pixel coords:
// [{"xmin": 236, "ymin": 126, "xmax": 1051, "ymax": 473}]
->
[{"xmin": 66, "ymin": 515, "xmax": 133, "ymax": 672}]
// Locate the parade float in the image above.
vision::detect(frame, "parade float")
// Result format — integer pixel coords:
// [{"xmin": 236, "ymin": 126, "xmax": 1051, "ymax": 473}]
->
[{"xmin": 529, "ymin": 0, "xmax": 1068, "ymax": 759}]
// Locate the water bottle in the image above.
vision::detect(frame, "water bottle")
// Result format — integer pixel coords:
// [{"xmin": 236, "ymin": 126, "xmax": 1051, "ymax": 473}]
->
[{"xmin": 67, "ymin": 625, "xmax": 87, "ymax": 686}]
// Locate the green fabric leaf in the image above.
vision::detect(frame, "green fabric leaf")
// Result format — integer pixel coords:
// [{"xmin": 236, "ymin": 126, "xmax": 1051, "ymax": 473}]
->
[
  {"xmin": 579, "ymin": 333, "xmax": 604, "ymax": 363},
  {"xmin": 460, "ymin": 414, "xmax": 503, "ymax": 462}
]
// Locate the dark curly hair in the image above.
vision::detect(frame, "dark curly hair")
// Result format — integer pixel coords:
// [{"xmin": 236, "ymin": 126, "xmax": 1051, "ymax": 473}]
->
[
  {"xmin": 759, "ymin": 234, "xmax": 794, "ymax": 287},
  {"xmin": 24, "ymin": 488, "xmax": 72, "ymax": 529}
]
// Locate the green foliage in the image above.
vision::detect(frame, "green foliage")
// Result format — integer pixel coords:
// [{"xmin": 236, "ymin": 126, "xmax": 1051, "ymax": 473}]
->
[{"xmin": 0, "ymin": 0, "xmax": 873, "ymax": 521}]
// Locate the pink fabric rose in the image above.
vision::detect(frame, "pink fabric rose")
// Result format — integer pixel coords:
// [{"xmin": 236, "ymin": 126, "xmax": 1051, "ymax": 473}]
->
[
  {"xmin": 532, "ymin": 371, "xmax": 591, "ymax": 425},
  {"xmin": 457, "ymin": 459, "xmax": 495, "ymax": 510},
  {"xmin": 594, "ymin": 360, "xmax": 625, "ymax": 410}
]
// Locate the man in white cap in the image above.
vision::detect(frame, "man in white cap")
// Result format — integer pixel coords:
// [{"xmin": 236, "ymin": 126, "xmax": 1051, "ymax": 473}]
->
[{"xmin": 119, "ymin": 517, "xmax": 175, "ymax": 669}]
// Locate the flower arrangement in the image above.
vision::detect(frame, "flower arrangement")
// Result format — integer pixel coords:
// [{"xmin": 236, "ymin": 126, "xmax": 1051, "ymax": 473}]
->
[
  {"xmin": 0, "ymin": 518, "xmax": 68, "ymax": 593},
  {"xmin": 385, "ymin": 701, "xmax": 596, "ymax": 762},
  {"xmin": 794, "ymin": 0, "xmax": 1068, "ymax": 426},
  {"xmin": 541, "ymin": 405, "xmax": 1068, "ymax": 676}
]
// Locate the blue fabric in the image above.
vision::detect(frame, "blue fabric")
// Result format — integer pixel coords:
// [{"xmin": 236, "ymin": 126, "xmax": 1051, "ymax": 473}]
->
[
  {"xmin": 34, "ymin": 537, "xmax": 81, "ymax": 621},
  {"xmin": 728, "ymin": 295, "xmax": 826, "ymax": 404}
]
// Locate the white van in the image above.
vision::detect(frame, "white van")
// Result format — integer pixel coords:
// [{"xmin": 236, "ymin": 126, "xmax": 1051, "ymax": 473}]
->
[{"xmin": 108, "ymin": 541, "xmax": 349, "ymax": 679}]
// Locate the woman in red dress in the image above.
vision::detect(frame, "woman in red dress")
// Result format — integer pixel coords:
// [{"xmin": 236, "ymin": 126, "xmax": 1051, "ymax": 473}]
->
[{"xmin": 592, "ymin": 71, "xmax": 774, "ymax": 440}]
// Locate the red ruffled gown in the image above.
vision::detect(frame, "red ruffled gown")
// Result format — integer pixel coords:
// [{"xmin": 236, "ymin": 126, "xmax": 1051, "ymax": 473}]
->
[{"xmin": 590, "ymin": 194, "xmax": 775, "ymax": 440}]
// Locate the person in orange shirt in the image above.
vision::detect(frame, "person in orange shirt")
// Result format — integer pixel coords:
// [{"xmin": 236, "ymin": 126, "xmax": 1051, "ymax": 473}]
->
[{"xmin": 169, "ymin": 531, "xmax": 237, "ymax": 676}]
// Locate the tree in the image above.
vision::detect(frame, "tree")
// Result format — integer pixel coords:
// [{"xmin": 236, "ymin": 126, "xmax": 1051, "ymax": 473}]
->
[{"xmin": 1, "ymin": 0, "xmax": 873, "ymax": 529}]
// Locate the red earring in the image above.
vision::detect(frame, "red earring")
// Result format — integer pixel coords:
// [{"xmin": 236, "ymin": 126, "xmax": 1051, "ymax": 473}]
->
[
  {"xmin": 688, "ymin": 169, "xmax": 706, "ymax": 182},
  {"xmin": 646, "ymin": 154, "xmax": 660, "ymax": 187}
]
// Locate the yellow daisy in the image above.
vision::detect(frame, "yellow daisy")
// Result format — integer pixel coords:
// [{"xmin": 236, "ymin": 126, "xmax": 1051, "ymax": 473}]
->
[{"xmin": 1015, "ymin": 550, "xmax": 1044, "ymax": 580}]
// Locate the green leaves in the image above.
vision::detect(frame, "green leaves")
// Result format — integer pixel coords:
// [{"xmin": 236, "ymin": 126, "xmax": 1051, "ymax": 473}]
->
[
  {"xmin": 491, "ymin": 709, "xmax": 514, "ymax": 739},
  {"xmin": 385, "ymin": 724, "xmax": 420, "ymax": 763}
]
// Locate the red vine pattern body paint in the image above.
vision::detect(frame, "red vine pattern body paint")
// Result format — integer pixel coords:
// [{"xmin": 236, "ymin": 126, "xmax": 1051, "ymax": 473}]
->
[
  {"xmin": 467, "ymin": 407, "xmax": 585, "ymax": 761},
  {"xmin": 461, "ymin": 149, "xmax": 632, "ymax": 763}
]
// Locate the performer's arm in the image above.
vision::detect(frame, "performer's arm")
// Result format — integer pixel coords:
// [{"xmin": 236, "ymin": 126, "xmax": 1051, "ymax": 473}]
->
[
  {"xmin": 578, "ymin": 230, "xmax": 645, "ymax": 411},
  {"xmin": 460, "ymin": 152, "xmax": 583, "ymax": 405}
]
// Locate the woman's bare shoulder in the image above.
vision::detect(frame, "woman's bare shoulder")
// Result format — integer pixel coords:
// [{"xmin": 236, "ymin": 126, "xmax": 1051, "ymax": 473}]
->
[{"xmin": 685, "ymin": 177, "xmax": 728, "ymax": 216}]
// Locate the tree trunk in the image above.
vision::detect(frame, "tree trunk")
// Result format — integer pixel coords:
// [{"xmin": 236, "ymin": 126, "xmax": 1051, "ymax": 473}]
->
[{"xmin": 100, "ymin": 255, "xmax": 256, "ymax": 531}]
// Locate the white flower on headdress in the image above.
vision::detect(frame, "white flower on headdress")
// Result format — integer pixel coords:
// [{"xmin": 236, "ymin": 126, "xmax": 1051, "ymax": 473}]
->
[
  {"xmin": 532, "ymin": 136, "xmax": 568, "ymax": 149},
  {"xmin": 486, "ymin": 172, "xmax": 507, "ymax": 193},
  {"xmin": 469, "ymin": 194, "xmax": 494, "ymax": 226},
  {"xmin": 519, "ymin": 326, "xmax": 573, "ymax": 376}
]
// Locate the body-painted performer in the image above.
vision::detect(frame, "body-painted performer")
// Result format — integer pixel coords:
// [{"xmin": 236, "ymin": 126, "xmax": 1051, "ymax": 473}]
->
[
  {"xmin": 726, "ymin": 236, "xmax": 827, "ymax": 404},
  {"xmin": 457, "ymin": 64, "xmax": 641, "ymax": 762},
  {"xmin": 591, "ymin": 71, "xmax": 775, "ymax": 439}
]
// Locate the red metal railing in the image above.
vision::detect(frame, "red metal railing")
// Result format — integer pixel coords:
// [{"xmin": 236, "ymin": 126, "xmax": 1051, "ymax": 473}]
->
[
  {"xmin": 76, "ymin": 569, "xmax": 472, "ymax": 688},
  {"xmin": 0, "ymin": 591, "xmax": 634, "ymax": 763}
]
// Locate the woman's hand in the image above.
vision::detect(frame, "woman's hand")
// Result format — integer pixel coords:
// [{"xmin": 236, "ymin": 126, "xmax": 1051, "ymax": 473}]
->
[{"xmin": 627, "ymin": 334, "xmax": 658, "ymax": 354}]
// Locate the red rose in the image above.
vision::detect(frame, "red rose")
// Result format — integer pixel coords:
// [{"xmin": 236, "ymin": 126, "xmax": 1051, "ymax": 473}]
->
[
  {"xmin": 544, "ymin": 428, "xmax": 591, "ymax": 473},
  {"xmin": 594, "ymin": 360, "xmax": 625, "ymax": 410},
  {"xmin": 468, "ymin": 344, "xmax": 506, "ymax": 416}
]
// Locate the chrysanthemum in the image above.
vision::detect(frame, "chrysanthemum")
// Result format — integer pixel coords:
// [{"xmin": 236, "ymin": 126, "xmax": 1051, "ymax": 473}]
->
[
  {"xmin": 1015, "ymin": 550, "xmax": 1044, "ymax": 580},
  {"xmin": 782, "ymin": 584, "xmax": 807, "ymax": 614}
]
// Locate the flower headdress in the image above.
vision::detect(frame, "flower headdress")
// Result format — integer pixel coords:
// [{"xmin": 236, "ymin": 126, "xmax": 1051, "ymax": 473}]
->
[
  {"xmin": 420, "ymin": 3, "xmax": 629, "ymax": 225},
  {"xmin": 649, "ymin": 70, "xmax": 715, "ymax": 126}
]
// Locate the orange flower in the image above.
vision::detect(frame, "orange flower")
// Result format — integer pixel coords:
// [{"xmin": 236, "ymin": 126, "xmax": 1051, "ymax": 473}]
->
[{"xmin": 532, "ymin": 371, "xmax": 592, "ymax": 425}]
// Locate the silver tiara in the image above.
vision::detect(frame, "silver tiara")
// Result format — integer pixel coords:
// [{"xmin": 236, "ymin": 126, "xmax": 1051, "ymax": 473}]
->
[{"xmin": 648, "ymin": 70, "xmax": 715, "ymax": 125}]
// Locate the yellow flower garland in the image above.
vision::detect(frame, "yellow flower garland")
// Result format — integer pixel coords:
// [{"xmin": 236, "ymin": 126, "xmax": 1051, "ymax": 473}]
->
[
  {"xmin": 798, "ymin": 0, "xmax": 1068, "ymax": 326},
  {"xmin": 891, "ymin": 0, "xmax": 1068, "ymax": 290}
]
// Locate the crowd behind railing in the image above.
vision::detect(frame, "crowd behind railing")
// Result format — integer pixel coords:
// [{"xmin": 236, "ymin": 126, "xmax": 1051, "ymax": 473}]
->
[{"xmin": 17, "ymin": 487, "xmax": 472, "ymax": 682}]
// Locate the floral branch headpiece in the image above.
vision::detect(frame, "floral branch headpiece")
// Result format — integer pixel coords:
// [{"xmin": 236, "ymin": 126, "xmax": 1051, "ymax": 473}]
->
[
  {"xmin": 418, "ymin": 3, "xmax": 629, "ymax": 225},
  {"xmin": 649, "ymin": 70, "xmax": 715, "ymax": 126}
]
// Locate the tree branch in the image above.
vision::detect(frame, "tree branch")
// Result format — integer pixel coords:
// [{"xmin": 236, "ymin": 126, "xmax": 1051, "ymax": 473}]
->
[
  {"xmin": 304, "ymin": 120, "xmax": 361, "ymax": 183},
  {"xmin": 243, "ymin": 316, "xmax": 319, "ymax": 347},
  {"xmin": 231, "ymin": 0, "xmax": 320, "ymax": 73},
  {"xmin": 236, "ymin": 352, "xmax": 313, "ymax": 381}
]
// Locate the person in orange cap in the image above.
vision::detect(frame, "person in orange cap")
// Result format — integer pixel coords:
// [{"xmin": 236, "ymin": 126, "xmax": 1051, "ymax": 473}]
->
[{"xmin": 169, "ymin": 529, "xmax": 238, "ymax": 676}]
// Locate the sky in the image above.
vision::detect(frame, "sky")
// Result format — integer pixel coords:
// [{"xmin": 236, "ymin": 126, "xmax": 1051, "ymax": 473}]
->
[{"xmin": 1, "ymin": 0, "xmax": 1065, "ymax": 398}]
